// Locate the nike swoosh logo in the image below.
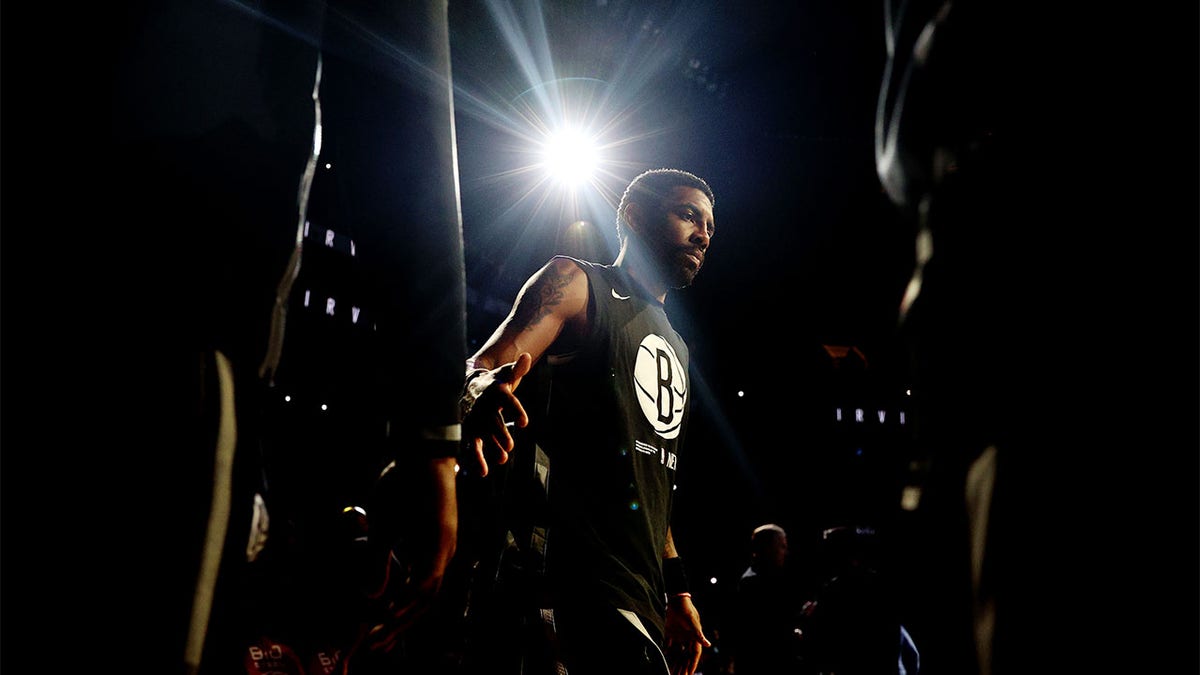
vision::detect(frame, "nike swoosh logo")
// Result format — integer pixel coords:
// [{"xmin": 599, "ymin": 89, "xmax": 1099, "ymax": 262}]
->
[{"xmin": 611, "ymin": 289, "xmax": 631, "ymax": 300}]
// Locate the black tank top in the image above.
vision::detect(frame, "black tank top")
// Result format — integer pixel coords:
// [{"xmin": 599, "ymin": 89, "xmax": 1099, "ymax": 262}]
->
[{"xmin": 539, "ymin": 256, "xmax": 692, "ymax": 638}]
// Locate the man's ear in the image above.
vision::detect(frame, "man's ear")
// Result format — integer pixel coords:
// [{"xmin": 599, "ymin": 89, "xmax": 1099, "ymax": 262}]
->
[{"xmin": 621, "ymin": 202, "xmax": 643, "ymax": 234}]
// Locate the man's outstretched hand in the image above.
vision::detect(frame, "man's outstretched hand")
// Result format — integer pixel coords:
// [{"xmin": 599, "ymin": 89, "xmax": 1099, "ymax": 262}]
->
[{"xmin": 461, "ymin": 352, "xmax": 532, "ymax": 477}]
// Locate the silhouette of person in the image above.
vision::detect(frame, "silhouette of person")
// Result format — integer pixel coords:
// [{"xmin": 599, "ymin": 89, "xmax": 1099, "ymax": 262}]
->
[
  {"xmin": 70, "ymin": 3, "xmax": 470, "ymax": 674},
  {"xmin": 798, "ymin": 525, "xmax": 914, "ymax": 675},
  {"xmin": 873, "ymin": 2, "xmax": 1198, "ymax": 673},
  {"xmin": 727, "ymin": 523, "xmax": 804, "ymax": 675}
]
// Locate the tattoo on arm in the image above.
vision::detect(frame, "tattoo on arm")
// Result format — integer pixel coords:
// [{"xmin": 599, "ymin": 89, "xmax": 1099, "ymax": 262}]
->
[{"xmin": 513, "ymin": 265, "xmax": 575, "ymax": 332}]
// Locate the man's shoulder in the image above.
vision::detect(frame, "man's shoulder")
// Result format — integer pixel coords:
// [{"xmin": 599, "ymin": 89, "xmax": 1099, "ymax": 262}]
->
[
  {"xmin": 538, "ymin": 255, "xmax": 600, "ymax": 289},
  {"xmin": 549, "ymin": 254, "xmax": 606, "ymax": 273},
  {"xmin": 548, "ymin": 255, "xmax": 618, "ymax": 292}
]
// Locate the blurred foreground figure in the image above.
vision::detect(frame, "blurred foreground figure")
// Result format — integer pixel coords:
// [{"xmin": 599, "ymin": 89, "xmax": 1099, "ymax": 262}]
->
[
  {"xmin": 97, "ymin": 3, "xmax": 468, "ymax": 674},
  {"xmin": 874, "ymin": 3, "xmax": 1014, "ymax": 671},
  {"xmin": 875, "ymin": 1, "xmax": 1197, "ymax": 673}
]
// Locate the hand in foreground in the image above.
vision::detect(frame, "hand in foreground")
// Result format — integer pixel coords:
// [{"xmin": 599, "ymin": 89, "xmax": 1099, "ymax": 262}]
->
[
  {"xmin": 340, "ymin": 457, "xmax": 458, "ymax": 674},
  {"xmin": 664, "ymin": 594, "xmax": 711, "ymax": 675},
  {"xmin": 338, "ymin": 555, "xmax": 444, "ymax": 674},
  {"xmin": 461, "ymin": 353, "xmax": 532, "ymax": 477}
]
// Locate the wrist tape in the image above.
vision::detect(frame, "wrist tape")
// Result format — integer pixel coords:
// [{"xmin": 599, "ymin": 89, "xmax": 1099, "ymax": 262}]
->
[{"xmin": 663, "ymin": 556, "xmax": 690, "ymax": 596}]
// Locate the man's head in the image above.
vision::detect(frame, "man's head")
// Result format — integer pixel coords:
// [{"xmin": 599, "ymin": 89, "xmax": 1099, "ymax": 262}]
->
[
  {"xmin": 750, "ymin": 523, "xmax": 788, "ymax": 571},
  {"xmin": 615, "ymin": 168, "xmax": 715, "ymax": 290}
]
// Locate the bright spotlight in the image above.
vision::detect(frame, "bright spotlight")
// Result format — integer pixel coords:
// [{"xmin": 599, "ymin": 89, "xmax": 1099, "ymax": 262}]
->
[{"xmin": 541, "ymin": 127, "xmax": 600, "ymax": 187}]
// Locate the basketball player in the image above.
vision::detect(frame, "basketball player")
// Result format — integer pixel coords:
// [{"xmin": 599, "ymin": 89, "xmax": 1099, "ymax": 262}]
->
[{"xmin": 459, "ymin": 168, "xmax": 715, "ymax": 675}]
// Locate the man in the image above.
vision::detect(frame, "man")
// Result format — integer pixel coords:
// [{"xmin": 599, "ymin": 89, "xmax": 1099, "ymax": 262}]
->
[
  {"xmin": 460, "ymin": 168, "xmax": 715, "ymax": 675},
  {"xmin": 728, "ymin": 524, "xmax": 803, "ymax": 675}
]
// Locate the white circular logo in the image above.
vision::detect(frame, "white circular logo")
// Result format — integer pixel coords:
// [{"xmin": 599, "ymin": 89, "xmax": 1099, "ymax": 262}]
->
[{"xmin": 633, "ymin": 334, "xmax": 687, "ymax": 439}]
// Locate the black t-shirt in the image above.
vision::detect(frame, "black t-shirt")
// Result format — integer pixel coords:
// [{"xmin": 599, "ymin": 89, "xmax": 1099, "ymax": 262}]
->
[{"xmin": 538, "ymin": 257, "xmax": 692, "ymax": 638}]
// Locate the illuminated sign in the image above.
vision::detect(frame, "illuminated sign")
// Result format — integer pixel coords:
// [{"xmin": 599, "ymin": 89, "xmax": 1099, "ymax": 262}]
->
[{"xmin": 833, "ymin": 406, "xmax": 907, "ymax": 426}]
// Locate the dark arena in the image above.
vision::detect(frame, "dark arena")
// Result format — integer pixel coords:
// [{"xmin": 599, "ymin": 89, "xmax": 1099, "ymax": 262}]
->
[{"xmin": 3, "ymin": 3, "xmax": 1195, "ymax": 675}]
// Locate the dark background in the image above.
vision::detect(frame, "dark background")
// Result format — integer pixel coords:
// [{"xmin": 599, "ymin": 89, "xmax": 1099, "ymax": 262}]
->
[{"xmin": 2, "ymin": 1, "xmax": 1196, "ymax": 672}]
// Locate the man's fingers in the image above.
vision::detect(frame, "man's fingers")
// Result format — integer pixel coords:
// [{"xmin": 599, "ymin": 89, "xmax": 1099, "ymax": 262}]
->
[
  {"xmin": 513, "ymin": 352, "xmax": 533, "ymax": 378},
  {"xmin": 494, "ymin": 410, "xmax": 515, "ymax": 447},
  {"xmin": 496, "ymin": 353, "xmax": 533, "ymax": 389},
  {"xmin": 509, "ymin": 397, "xmax": 530, "ymax": 429},
  {"xmin": 688, "ymin": 645, "xmax": 703, "ymax": 675},
  {"xmin": 472, "ymin": 438, "xmax": 490, "ymax": 478},
  {"xmin": 483, "ymin": 427, "xmax": 511, "ymax": 468}
]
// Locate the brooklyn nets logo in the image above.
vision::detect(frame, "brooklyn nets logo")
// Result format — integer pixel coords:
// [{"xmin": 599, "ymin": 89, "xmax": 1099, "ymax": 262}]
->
[{"xmin": 633, "ymin": 334, "xmax": 687, "ymax": 439}]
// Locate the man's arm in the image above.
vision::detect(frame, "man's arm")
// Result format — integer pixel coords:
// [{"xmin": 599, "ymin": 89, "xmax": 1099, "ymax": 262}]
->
[
  {"xmin": 461, "ymin": 257, "xmax": 591, "ymax": 476},
  {"xmin": 349, "ymin": 455, "xmax": 458, "ymax": 660},
  {"xmin": 664, "ymin": 527, "xmax": 681, "ymax": 559},
  {"xmin": 663, "ymin": 527, "xmax": 712, "ymax": 675}
]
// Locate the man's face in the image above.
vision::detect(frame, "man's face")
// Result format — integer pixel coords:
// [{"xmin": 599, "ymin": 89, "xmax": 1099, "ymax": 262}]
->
[
  {"xmin": 769, "ymin": 534, "xmax": 788, "ymax": 569},
  {"xmin": 643, "ymin": 186, "xmax": 715, "ymax": 289}
]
